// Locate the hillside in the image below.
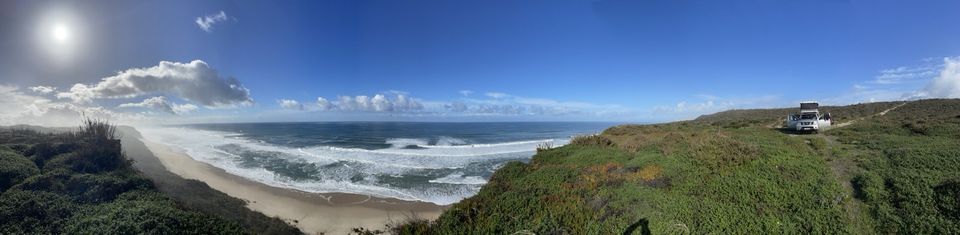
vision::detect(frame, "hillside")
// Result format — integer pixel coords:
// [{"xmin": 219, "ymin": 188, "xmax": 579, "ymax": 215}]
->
[
  {"xmin": 390, "ymin": 99, "xmax": 960, "ymax": 234},
  {"xmin": 692, "ymin": 101, "xmax": 905, "ymax": 128},
  {"xmin": 0, "ymin": 120, "xmax": 301, "ymax": 234}
]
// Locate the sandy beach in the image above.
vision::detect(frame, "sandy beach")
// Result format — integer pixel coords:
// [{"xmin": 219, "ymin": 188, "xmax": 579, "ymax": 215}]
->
[{"xmin": 138, "ymin": 137, "xmax": 445, "ymax": 234}]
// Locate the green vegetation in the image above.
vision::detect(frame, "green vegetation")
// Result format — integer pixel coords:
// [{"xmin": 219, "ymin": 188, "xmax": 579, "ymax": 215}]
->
[
  {"xmin": 831, "ymin": 99, "xmax": 960, "ymax": 233},
  {"xmin": 391, "ymin": 99, "xmax": 960, "ymax": 234},
  {"xmin": 0, "ymin": 119, "xmax": 300, "ymax": 234},
  {"xmin": 693, "ymin": 101, "xmax": 904, "ymax": 128},
  {"xmin": 5, "ymin": 100, "xmax": 957, "ymax": 234},
  {"xmin": 0, "ymin": 148, "xmax": 39, "ymax": 191}
]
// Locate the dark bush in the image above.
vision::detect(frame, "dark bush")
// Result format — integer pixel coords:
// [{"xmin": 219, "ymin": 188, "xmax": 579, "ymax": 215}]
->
[
  {"xmin": 64, "ymin": 197, "xmax": 244, "ymax": 235},
  {"xmin": 53, "ymin": 140, "xmax": 128, "ymax": 174},
  {"xmin": 570, "ymin": 135, "xmax": 615, "ymax": 147},
  {"xmin": 10, "ymin": 168, "xmax": 73, "ymax": 193},
  {"xmin": 25, "ymin": 142, "xmax": 81, "ymax": 168},
  {"xmin": 0, "ymin": 147, "xmax": 40, "ymax": 191},
  {"xmin": 4, "ymin": 143, "xmax": 30, "ymax": 155},
  {"xmin": 902, "ymin": 120, "xmax": 932, "ymax": 135},
  {"xmin": 66, "ymin": 172, "xmax": 152, "ymax": 203},
  {"xmin": 0, "ymin": 190, "xmax": 77, "ymax": 234},
  {"xmin": 934, "ymin": 179, "xmax": 960, "ymax": 221}
]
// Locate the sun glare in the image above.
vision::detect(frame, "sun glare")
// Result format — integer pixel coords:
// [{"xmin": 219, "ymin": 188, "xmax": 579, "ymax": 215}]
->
[
  {"xmin": 38, "ymin": 8, "xmax": 83, "ymax": 65},
  {"xmin": 52, "ymin": 23, "xmax": 70, "ymax": 43}
]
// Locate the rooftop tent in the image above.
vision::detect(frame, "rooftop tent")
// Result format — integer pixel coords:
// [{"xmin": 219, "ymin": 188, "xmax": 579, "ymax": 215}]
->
[{"xmin": 800, "ymin": 102, "xmax": 819, "ymax": 110}]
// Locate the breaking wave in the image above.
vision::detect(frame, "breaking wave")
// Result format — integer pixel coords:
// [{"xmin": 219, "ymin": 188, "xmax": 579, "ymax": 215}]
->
[{"xmin": 140, "ymin": 127, "xmax": 569, "ymax": 205}]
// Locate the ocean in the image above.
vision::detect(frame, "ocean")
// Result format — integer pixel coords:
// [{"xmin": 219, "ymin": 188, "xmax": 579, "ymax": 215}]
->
[{"xmin": 141, "ymin": 122, "xmax": 613, "ymax": 205}]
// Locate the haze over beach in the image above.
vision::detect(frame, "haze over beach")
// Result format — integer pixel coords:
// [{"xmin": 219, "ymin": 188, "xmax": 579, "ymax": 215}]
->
[{"xmin": 2, "ymin": 0, "xmax": 960, "ymax": 234}]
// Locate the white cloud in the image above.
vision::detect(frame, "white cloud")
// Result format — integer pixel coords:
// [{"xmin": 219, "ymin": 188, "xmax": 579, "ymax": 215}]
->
[
  {"xmin": 29, "ymin": 86, "xmax": 57, "ymax": 94},
  {"xmin": 277, "ymin": 99, "xmax": 304, "ymax": 110},
  {"xmin": 316, "ymin": 97, "xmax": 334, "ymax": 110},
  {"xmin": 118, "ymin": 96, "xmax": 198, "ymax": 115},
  {"xmin": 315, "ymin": 93, "xmax": 424, "ymax": 112},
  {"xmin": 172, "ymin": 103, "xmax": 199, "ymax": 114},
  {"xmin": 873, "ymin": 64, "xmax": 940, "ymax": 84},
  {"xmin": 444, "ymin": 102, "xmax": 469, "ymax": 112},
  {"xmin": 485, "ymin": 92, "xmax": 508, "ymax": 99},
  {"xmin": 56, "ymin": 84, "xmax": 95, "ymax": 104},
  {"xmin": 831, "ymin": 57, "xmax": 958, "ymax": 105},
  {"xmin": 119, "ymin": 96, "xmax": 173, "ymax": 113},
  {"xmin": 195, "ymin": 11, "xmax": 229, "ymax": 32},
  {"xmin": 912, "ymin": 57, "xmax": 960, "ymax": 99},
  {"xmin": 0, "ymin": 85, "xmax": 44, "ymax": 124},
  {"xmin": 392, "ymin": 94, "xmax": 423, "ymax": 111},
  {"xmin": 56, "ymin": 60, "xmax": 252, "ymax": 107},
  {"xmin": 459, "ymin": 90, "xmax": 474, "ymax": 96}
]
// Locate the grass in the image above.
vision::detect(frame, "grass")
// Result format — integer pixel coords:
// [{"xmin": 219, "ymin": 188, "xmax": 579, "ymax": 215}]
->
[
  {"xmin": 830, "ymin": 99, "xmax": 960, "ymax": 233},
  {"xmin": 394, "ymin": 126, "xmax": 850, "ymax": 234},
  {"xmin": 389, "ymin": 99, "xmax": 960, "ymax": 234}
]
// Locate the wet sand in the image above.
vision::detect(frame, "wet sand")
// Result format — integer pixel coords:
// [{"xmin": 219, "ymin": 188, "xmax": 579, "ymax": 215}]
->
[{"xmin": 138, "ymin": 137, "xmax": 445, "ymax": 234}]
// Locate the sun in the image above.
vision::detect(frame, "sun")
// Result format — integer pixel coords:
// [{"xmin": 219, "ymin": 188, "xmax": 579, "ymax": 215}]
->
[
  {"xmin": 36, "ymin": 7, "xmax": 85, "ymax": 65},
  {"xmin": 52, "ymin": 23, "xmax": 70, "ymax": 43}
]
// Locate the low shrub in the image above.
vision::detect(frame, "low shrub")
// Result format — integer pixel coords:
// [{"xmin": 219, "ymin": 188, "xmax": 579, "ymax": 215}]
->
[
  {"xmin": 0, "ymin": 190, "xmax": 77, "ymax": 234},
  {"xmin": 570, "ymin": 134, "xmax": 615, "ymax": 148},
  {"xmin": 0, "ymin": 118, "xmax": 288, "ymax": 235},
  {"xmin": 0, "ymin": 147, "xmax": 40, "ymax": 191},
  {"xmin": 934, "ymin": 179, "xmax": 960, "ymax": 221}
]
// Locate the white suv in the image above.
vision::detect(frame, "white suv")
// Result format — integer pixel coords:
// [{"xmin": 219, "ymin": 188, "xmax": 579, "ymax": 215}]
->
[{"xmin": 786, "ymin": 102, "xmax": 832, "ymax": 133}]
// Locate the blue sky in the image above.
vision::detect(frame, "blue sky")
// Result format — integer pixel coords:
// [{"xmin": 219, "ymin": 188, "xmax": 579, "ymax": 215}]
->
[{"xmin": 2, "ymin": 0, "xmax": 960, "ymax": 125}]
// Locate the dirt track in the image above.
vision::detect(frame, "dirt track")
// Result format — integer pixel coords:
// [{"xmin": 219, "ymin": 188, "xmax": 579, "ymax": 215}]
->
[{"xmin": 832, "ymin": 101, "xmax": 908, "ymax": 128}]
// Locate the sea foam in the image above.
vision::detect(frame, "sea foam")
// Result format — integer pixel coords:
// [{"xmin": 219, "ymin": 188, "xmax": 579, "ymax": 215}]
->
[{"xmin": 140, "ymin": 127, "xmax": 568, "ymax": 205}]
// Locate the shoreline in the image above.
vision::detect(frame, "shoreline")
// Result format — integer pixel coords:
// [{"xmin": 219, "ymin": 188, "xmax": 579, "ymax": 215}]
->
[{"xmin": 139, "ymin": 137, "xmax": 446, "ymax": 234}]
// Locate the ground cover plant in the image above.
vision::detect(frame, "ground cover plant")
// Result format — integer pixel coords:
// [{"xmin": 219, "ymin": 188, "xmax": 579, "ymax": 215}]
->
[{"xmin": 388, "ymin": 99, "xmax": 960, "ymax": 234}]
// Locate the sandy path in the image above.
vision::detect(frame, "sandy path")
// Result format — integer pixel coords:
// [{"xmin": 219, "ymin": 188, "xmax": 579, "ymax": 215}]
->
[{"xmin": 833, "ymin": 101, "xmax": 908, "ymax": 128}]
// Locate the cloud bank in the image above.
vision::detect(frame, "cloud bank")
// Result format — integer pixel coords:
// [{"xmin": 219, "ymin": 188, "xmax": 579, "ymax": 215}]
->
[
  {"xmin": 29, "ymin": 86, "xmax": 57, "ymax": 94},
  {"xmin": 56, "ymin": 60, "xmax": 252, "ymax": 107},
  {"xmin": 443, "ymin": 102, "xmax": 579, "ymax": 116},
  {"xmin": 442, "ymin": 92, "xmax": 626, "ymax": 117},
  {"xmin": 196, "ymin": 11, "xmax": 229, "ymax": 32},
  {"xmin": 833, "ymin": 57, "xmax": 960, "ymax": 105},
  {"xmin": 0, "ymin": 85, "xmax": 135, "ymax": 126},
  {"xmin": 305, "ymin": 91, "xmax": 627, "ymax": 120},
  {"xmin": 315, "ymin": 94, "xmax": 424, "ymax": 112}
]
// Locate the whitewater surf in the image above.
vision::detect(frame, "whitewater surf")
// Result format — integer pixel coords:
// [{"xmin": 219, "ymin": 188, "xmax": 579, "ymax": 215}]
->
[{"xmin": 141, "ymin": 122, "xmax": 609, "ymax": 205}]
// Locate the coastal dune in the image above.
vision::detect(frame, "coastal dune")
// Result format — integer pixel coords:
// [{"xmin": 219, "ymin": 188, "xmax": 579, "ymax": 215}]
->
[{"xmin": 128, "ymin": 130, "xmax": 444, "ymax": 234}]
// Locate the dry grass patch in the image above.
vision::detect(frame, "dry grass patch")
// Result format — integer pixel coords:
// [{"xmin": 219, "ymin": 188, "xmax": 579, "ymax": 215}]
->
[{"xmin": 637, "ymin": 165, "xmax": 661, "ymax": 181}]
